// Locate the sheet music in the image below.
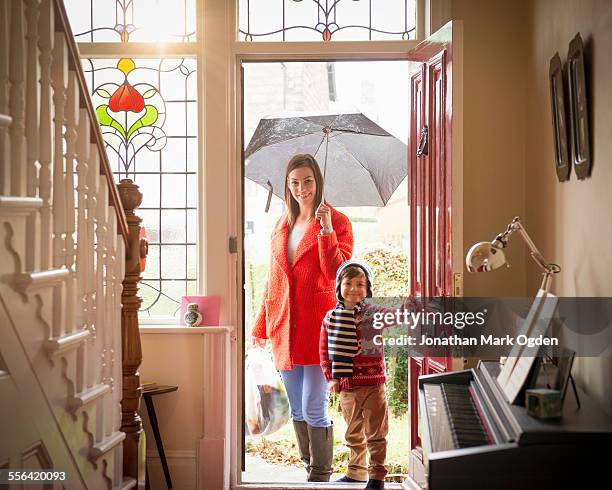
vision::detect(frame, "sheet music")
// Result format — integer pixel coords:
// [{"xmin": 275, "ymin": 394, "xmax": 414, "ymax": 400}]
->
[{"xmin": 497, "ymin": 289, "xmax": 558, "ymax": 403}]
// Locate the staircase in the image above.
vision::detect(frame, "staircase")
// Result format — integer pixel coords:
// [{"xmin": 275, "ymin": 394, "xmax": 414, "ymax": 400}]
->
[{"xmin": 0, "ymin": 1, "xmax": 144, "ymax": 488}]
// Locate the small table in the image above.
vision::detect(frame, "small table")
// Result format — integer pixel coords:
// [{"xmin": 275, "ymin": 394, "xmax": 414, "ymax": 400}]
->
[{"xmin": 142, "ymin": 384, "xmax": 178, "ymax": 490}]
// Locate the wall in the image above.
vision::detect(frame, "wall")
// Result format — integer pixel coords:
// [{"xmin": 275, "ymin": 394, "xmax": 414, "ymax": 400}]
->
[
  {"xmin": 448, "ymin": 0, "xmax": 530, "ymax": 297},
  {"xmin": 139, "ymin": 327, "xmax": 232, "ymax": 490},
  {"xmin": 139, "ymin": 330, "xmax": 204, "ymax": 490},
  {"xmin": 526, "ymin": 0, "xmax": 612, "ymax": 414}
]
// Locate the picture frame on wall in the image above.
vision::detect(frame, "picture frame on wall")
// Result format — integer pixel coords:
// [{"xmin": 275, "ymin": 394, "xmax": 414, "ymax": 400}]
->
[
  {"xmin": 567, "ymin": 33, "xmax": 591, "ymax": 180},
  {"xmin": 549, "ymin": 53, "xmax": 570, "ymax": 182}
]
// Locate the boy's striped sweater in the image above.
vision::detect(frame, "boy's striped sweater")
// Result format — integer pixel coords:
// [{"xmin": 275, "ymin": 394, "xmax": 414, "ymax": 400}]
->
[{"xmin": 320, "ymin": 302, "xmax": 396, "ymax": 391}]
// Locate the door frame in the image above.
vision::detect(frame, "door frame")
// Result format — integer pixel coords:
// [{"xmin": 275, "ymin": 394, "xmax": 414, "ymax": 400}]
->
[
  {"xmin": 235, "ymin": 54, "xmax": 418, "ymax": 488},
  {"xmin": 404, "ymin": 20, "xmax": 464, "ymax": 486},
  {"xmin": 227, "ymin": 20, "xmax": 461, "ymax": 490}
]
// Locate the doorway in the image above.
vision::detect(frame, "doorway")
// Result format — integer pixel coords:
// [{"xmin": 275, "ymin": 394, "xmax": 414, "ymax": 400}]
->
[{"xmin": 241, "ymin": 59, "xmax": 411, "ymax": 484}]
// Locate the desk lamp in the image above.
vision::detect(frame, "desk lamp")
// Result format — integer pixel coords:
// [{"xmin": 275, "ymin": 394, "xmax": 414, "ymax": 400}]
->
[{"xmin": 465, "ymin": 216, "xmax": 561, "ymax": 292}]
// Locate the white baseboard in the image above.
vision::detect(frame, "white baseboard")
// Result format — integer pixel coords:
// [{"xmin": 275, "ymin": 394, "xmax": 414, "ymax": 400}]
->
[{"xmin": 146, "ymin": 449, "xmax": 197, "ymax": 490}]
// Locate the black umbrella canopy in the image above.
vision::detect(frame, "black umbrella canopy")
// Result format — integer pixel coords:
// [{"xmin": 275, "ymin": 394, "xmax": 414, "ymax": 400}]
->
[{"xmin": 245, "ymin": 112, "xmax": 407, "ymax": 208}]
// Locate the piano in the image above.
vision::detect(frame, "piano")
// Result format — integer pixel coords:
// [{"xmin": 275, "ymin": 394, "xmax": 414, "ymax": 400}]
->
[{"xmin": 417, "ymin": 360, "xmax": 612, "ymax": 489}]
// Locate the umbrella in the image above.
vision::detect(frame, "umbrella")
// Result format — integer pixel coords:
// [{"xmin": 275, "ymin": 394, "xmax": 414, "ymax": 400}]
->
[{"xmin": 245, "ymin": 112, "xmax": 407, "ymax": 209}]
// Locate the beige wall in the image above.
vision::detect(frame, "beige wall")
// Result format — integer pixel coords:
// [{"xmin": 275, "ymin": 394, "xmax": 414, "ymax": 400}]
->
[
  {"xmin": 140, "ymin": 331, "xmax": 205, "ymax": 490},
  {"xmin": 450, "ymin": 0, "xmax": 530, "ymax": 297},
  {"xmin": 443, "ymin": 0, "xmax": 612, "ymax": 414},
  {"xmin": 525, "ymin": 0, "xmax": 612, "ymax": 414}
]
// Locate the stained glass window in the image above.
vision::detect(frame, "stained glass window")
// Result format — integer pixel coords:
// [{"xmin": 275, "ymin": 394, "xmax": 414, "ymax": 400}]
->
[
  {"xmin": 64, "ymin": 0, "xmax": 196, "ymax": 43},
  {"xmin": 238, "ymin": 0, "xmax": 417, "ymax": 42},
  {"xmin": 83, "ymin": 58, "xmax": 198, "ymax": 319}
]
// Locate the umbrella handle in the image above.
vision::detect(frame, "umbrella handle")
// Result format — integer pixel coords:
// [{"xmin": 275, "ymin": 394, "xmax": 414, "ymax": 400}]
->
[
  {"xmin": 265, "ymin": 180, "xmax": 273, "ymax": 213},
  {"xmin": 321, "ymin": 132, "xmax": 329, "ymax": 207}
]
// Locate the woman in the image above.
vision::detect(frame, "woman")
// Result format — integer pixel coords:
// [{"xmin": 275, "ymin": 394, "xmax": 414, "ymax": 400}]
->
[{"xmin": 251, "ymin": 153, "xmax": 353, "ymax": 482}]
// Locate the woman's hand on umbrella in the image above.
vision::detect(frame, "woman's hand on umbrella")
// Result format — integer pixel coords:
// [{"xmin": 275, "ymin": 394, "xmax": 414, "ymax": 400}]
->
[
  {"xmin": 251, "ymin": 336, "xmax": 267, "ymax": 348},
  {"xmin": 316, "ymin": 203, "xmax": 332, "ymax": 232}
]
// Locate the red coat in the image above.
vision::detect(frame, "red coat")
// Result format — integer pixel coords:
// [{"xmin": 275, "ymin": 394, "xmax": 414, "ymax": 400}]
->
[{"xmin": 252, "ymin": 205, "xmax": 353, "ymax": 371}]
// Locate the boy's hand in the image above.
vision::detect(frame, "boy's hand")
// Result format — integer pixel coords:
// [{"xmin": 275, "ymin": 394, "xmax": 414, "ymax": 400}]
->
[
  {"xmin": 328, "ymin": 379, "xmax": 340, "ymax": 394},
  {"xmin": 316, "ymin": 202, "xmax": 332, "ymax": 232}
]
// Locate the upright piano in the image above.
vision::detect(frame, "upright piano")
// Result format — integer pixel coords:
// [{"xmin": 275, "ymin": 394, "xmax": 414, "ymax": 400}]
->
[{"xmin": 417, "ymin": 360, "xmax": 612, "ymax": 489}]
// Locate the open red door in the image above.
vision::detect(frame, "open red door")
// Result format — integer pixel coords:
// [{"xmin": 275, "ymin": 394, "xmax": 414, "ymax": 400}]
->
[{"xmin": 406, "ymin": 21, "xmax": 462, "ymax": 487}]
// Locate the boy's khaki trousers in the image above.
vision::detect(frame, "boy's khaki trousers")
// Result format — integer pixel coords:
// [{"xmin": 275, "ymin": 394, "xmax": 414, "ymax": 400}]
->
[{"xmin": 339, "ymin": 384, "xmax": 389, "ymax": 481}]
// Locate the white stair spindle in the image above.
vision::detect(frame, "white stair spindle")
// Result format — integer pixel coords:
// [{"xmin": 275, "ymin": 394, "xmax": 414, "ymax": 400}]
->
[
  {"xmin": 105, "ymin": 212, "xmax": 117, "ymax": 438},
  {"xmin": 76, "ymin": 109, "xmax": 90, "ymax": 332},
  {"xmin": 86, "ymin": 148, "xmax": 99, "ymax": 390},
  {"xmin": 75, "ymin": 109, "xmax": 88, "ymax": 393},
  {"xmin": 51, "ymin": 33, "xmax": 67, "ymax": 270},
  {"xmin": 25, "ymin": 0, "xmax": 40, "ymax": 193},
  {"xmin": 0, "ymin": 0, "xmax": 11, "ymax": 195},
  {"xmin": 9, "ymin": 0, "xmax": 27, "ymax": 197},
  {"xmin": 50, "ymin": 33, "xmax": 67, "ymax": 339},
  {"xmin": 96, "ymin": 182, "xmax": 109, "ymax": 387},
  {"xmin": 95, "ymin": 182, "xmax": 109, "ymax": 443},
  {"xmin": 24, "ymin": 0, "xmax": 41, "ymax": 272},
  {"xmin": 38, "ymin": 0, "xmax": 54, "ymax": 270},
  {"xmin": 114, "ymin": 237, "xmax": 126, "ymax": 432},
  {"xmin": 65, "ymin": 71, "xmax": 78, "ymax": 334}
]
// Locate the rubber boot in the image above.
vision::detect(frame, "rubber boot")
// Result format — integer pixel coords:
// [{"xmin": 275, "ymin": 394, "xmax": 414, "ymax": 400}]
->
[
  {"xmin": 306, "ymin": 424, "xmax": 333, "ymax": 482},
  {"xmin": 292, "ymin": 420, "xmax": 310, "ymax": 475}
]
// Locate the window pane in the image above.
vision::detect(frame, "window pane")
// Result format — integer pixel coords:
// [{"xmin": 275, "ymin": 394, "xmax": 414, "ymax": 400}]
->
[
  {"xmin": 187, "ymin": 245, "xmax": 197, "ymax": 279},
  {"xmin": 160, "ymin": 174, "xmax": 187, "ymax": 208},
  {"xmin": 65, "ymin": 0, "xmax": 196, "ymax": 43},
  {"xmin": 162, "ymin": 245, "xmax": 187, "ymax": 279},
  {"xmin": 187, "ymin": 209, "xmax": 198, "ymax": 243},
  {"xmin": 139, "ymin": 209, "xmax": 160, "ymax": 243},
  {"xmin": 238, "ymin": 0, "xmax": 416, "ymax": 42},
  {"xmin": 136, "ymin": 173, "xmax": 161, "ymax": 209},
  {"xmin": 143, "ymin": 245, "xmax": 160, "ymax": 280},
  {"xmin": 161, "ymin": 210, "xmax": 189, "ymax": 244},
  {"xmin": 83, "ymin": 58, "xmax": 198, "ymax": 320}
]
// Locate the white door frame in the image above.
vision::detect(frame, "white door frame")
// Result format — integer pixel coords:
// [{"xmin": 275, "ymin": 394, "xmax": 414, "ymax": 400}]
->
[{"xmin": 229, "ymin": 37, "xmax": 421, "ymax": 490}]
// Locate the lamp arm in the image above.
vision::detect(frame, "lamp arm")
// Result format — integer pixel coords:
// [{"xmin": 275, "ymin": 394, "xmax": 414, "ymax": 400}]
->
[
  {"xmin": 502, "ymin": 217, "xmax": 560, "ymax": 292},
  {"xmin": 513, "ymin": 220, "xmax": 554, "ymax": 273},
  {"xmin": 494, "ymin": 216, "xmax": 561, "ymax": 275}
]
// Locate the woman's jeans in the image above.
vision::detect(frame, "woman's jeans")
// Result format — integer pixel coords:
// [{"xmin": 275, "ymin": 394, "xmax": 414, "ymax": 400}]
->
[{"xmin": 281, "ymin": 364, "xmax": 330, "ymax": 428}]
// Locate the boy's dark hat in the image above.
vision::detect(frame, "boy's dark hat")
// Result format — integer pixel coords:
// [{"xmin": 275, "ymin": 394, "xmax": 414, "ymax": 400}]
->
[{"xmin": 335, "ymin": 259, "xmax": 373, "ymax": 300}]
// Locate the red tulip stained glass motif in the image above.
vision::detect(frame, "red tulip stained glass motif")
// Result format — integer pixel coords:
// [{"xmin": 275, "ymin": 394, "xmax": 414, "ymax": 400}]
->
[
  {"xmin": 86, "ymin": 58, "xmax": 175, "ymax": 175},
  {"xmin": 109, "ymin": 82, "xmax": 146, "ymax": 113}
]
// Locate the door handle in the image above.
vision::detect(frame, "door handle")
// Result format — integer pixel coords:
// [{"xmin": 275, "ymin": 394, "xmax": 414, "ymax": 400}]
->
[{"xmin": 416, "ymin": 125, "xmax": 428, "ymax": 157}]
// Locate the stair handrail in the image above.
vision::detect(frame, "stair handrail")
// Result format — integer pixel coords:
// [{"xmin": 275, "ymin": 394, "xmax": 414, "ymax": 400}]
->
[{"xmin": 52, "ymin": 0, "xmax": 128, "ymax": 243}]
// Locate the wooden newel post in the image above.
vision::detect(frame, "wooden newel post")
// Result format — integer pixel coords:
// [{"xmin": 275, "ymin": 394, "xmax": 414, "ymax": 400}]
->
[{"xmin": 118, "ymin": 178, "xmax": 148, "ymax": 485}]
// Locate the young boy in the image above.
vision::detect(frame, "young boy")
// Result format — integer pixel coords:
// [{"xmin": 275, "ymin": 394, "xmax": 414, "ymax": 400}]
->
[{"xmin": 319, "ymin": 259, "xmax": 404, "ymax": 490}]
